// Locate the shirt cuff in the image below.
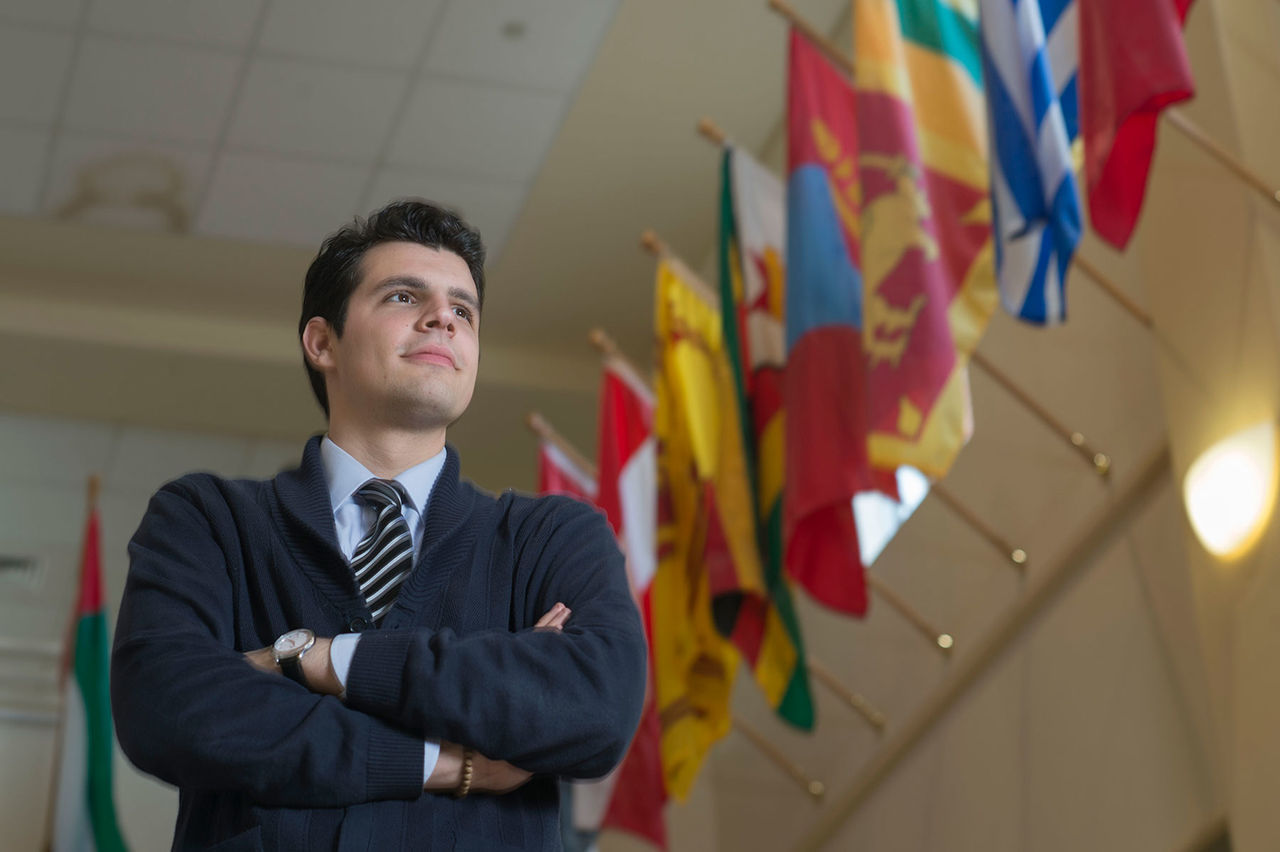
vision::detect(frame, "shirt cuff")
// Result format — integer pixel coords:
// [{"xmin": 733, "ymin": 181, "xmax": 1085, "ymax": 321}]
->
[
  {"xmin": 424, "ymin": 741, "xmax": 440, "ymax": 785},
  {"xmin": 330, "ymin": 633, "xmax": 360, "ymax": 689},
  {"xmin": 332, "ymin": 633, "xmax": 439, "ymax": 786}
]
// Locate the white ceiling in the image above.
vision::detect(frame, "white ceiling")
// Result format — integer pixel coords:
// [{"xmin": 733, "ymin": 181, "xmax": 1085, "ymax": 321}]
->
[{"xmin": 0, "ymin": 0, "xmax": 620, "ymax": 259}]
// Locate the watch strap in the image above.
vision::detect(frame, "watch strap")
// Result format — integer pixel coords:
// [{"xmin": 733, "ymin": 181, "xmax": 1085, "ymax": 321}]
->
[{"xmin": 279, "ymin": 652, "xmax": 308, "ymax": 687}]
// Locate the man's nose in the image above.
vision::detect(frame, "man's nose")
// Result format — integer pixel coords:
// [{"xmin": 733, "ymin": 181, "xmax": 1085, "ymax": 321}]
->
[{"xmin": 421, "ymin": 303, "xmax": 455, "ymax": 331}]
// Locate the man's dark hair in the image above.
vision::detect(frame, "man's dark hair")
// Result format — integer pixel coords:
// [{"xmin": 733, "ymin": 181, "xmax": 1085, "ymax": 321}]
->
[{"xmin": 299, "ymin": 198, "xmax": 486, "ymax": 417}]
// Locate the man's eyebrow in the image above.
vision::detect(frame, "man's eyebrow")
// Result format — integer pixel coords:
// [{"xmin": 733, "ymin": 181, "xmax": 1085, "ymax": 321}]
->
[
  {"xmin": 447, "ymin": 286, "xmax": 480, "ymax": 311},
  {"xmin": 372, "ymin": 276, "xmax": 479, "ymax": 311}
]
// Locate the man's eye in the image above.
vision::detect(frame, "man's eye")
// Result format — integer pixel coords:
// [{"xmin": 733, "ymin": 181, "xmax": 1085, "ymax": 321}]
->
[
  {"xmin": 453, "ymin": 306, "xmax": 473, "ymax": 322},
  {"xmin": 388, "ymin": 291, "xmax": 413, "ymax": 304}
]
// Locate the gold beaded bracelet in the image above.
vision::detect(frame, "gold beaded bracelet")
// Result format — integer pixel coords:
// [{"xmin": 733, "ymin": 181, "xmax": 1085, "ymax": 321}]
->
[{"xmin": 454, "ymin": 748, "xmax": 475, "ymax": 799}]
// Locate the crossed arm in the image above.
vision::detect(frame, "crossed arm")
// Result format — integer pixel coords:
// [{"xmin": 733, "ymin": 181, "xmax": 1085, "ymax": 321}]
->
[
  {"xmin": 241, "ymin": 602, "xmax": 574, "ymax": 795},
  {"xmin": 111, "ymin": 483, "xmax": 646, "ymax": 809}
]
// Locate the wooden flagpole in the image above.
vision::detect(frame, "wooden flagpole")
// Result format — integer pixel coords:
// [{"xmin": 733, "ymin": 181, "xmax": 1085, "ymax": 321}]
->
[
  {"xmin": 579, "ymin": 333, "xmax": 899, "ymax": 717},
  {"xmin": 1164, "ymin": 108, "xmax": 1280, "ymax": 211},
  {"xmin": 525, "ymin": 411, "xmax": 595, "ymax": 480},
  {"xmin": 522, "ymin": 414, "xmax": 874, "ymax": 769},
  {"xmin": 699, "ymin": 109, "xmax": 1113, "ymax": 477},
  {"xmin": 733, "ymin": 713, "xmax": 827, "ymax": 800},
  {"xmin": 641, "ymin": 228, "xmax": 1027, "ymax": 572}
]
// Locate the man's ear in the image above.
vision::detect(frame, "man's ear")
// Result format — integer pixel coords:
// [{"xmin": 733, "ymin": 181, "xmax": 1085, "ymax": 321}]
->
[{"xmin": 301, "ymin": 317, "xmax": 336, "ymax": 371}]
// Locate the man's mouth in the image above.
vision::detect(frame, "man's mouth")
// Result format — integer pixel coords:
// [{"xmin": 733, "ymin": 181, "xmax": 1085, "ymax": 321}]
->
[{"xmin": 406, "ymin": 345, "xmax": 456, "ymax": 367}]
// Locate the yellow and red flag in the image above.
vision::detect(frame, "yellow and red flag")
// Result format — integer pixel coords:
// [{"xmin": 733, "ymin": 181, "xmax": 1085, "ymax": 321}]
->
[
  {"xmin": 651, "ymin": 258, "xmax": 743, "ymax": 800},
  {"xmin": 853, "ymin": 0, "xmax": 997, "ymax": 478}
]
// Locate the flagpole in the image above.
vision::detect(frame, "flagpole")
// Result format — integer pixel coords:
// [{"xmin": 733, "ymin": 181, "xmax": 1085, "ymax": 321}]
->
[
  {"xmin": 525, "ymin": 411, "xmax": 597, "ymax": 481},
  {"xmin": 864, "ymin": 575, "xmax": 954, "ymax": 654},
  {"xmin": 1164, "ymin": 108, "xmax": 1280, "ymax": 211},
  {"xmin": 806, "ymin": 660, "xmax": 887, "ymax": 732},
  {"xmin": 732, "ymin": 714, "xmax": 826, "ymax": 800}
]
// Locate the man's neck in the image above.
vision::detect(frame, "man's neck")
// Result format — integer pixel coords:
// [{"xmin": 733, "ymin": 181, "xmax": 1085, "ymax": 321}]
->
[{"xmin": 325, "ymin": 422, "xmax": 446, "ymax": 479}]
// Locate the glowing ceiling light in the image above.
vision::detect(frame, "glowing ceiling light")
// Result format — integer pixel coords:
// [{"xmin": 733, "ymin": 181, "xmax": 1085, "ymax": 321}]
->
[{"xmin": 1183, "ymin": 420, "xmax": 1279, "ymax": 559}]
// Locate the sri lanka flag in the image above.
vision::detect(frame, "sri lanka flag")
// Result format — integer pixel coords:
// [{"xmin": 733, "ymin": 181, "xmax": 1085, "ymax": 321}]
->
[
  {"xmin": 853, "ymin": 0, "xmax": 998, "ymax": 478},
  {"xmin": 785, "ymin": 28, "xmax": 877, "ymax": 616}
]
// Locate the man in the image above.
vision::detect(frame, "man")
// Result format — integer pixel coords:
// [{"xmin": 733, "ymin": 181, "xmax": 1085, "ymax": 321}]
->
[{"xmin": 111, "ymin": 200, "xmax": 647, "ymax": 851}]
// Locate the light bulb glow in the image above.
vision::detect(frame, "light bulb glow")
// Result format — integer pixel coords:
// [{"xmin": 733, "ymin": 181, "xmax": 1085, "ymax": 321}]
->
[{"xmin": 1183, "ymin": 421, "xmax": 1278, "ymax": 559}]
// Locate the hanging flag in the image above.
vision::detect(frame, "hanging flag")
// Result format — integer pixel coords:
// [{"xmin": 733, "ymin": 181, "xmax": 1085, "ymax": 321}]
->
[
  {"xmin": 719, "ymin": 144, "xmax": 815, "ymax": 728},
  {"xmin": 50, "ymin": 499, "xmax": 129, "ymax": 852},
  {"xmin": 1078, "ymin": 0, "xmax": 1196, "ymax": 248},
  {"xmin": 980, "ymin": 0, "xmax": 1083, "ymax": 324},
  {"xmin": 537, "ymin": 438, "xmax": 598, "ymax": 503},
  {"xmin": 852, "ymin": 0, "xmax": 997, "ymax": 477},
  {"xmin": 595, "ymin": 360, "xmax": 667, "ymax": 850},
  {"xmin": 651, "ymin": 257, "xmax": 740, "ymax": 800},
  {"xmin": 784, "ymin": 27, "xmax": 876, "ymax": 615}
]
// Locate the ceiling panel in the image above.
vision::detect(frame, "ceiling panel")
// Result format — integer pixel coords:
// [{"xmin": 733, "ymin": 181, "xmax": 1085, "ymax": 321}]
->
[
  {"xmin": 39, "ymin": 133, "xmax": 212, "ymax": 226},
  {"xmin": 0, "ymin": 0, "xmax": 84, "ymax": 28},
  {"xmin": 258, "ymin": 0, "xmax": 444, "ymax": 69},
  {"xmin": 0, "ymin": 127, "xmax": 50, "ymax": 215},
  {"xmin": 227, "ymin": 58, "xmax": 407, "ymax": 161},
  {"xmin": 0, "ymin": 26, "xmax": 76, "ymax": 125},
  {"xmin": 362, "ymin": 167, "xmax": 527, "ymax": 261},
  {"xmin": 197, "ymin": 152, "xmax": 368, "ymax": 246},
  {"xmin": 424, "ymin": 0, "xmax": 619, "ymax": 93},
  {"xmin": 86, "ymin": 0, "xmax": 264, "ymax": 49},
  {"xmin": 386, "ymin": 76, "xmax": 564, "ymax": 180},
  {"xmin": 63, "ymin": 37, "xmax": 240, "ymax": 144}
]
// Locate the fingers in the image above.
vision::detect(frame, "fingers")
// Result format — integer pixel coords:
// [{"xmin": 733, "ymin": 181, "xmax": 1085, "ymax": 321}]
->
[{"xmin": 534, "ymin": 602, "xmax": 571, "ymax": 631}]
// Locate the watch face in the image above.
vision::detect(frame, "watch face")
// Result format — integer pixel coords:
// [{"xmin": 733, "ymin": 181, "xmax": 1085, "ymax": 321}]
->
[{"xmin": 274, "ymin": 629, "xmax": 312, "ymax": 655}]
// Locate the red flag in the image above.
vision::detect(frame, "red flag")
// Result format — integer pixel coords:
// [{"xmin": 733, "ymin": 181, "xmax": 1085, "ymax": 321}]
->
[
  {"xmin": 596, "ymin": 360, "xmax": 667, "ymax": 850},
  {"xmin": 1079, "ymin": 0, "xmax": 1197, "ymax": 248},
  {"xmin": 784, "ymin": 29, "xmax": 873, "ymax": 615}
]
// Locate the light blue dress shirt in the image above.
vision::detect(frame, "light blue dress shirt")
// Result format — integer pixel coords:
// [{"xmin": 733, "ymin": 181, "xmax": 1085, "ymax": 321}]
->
[{"xmin": 320, "ymin": 436, "xmax": 447, "ymax": 783}]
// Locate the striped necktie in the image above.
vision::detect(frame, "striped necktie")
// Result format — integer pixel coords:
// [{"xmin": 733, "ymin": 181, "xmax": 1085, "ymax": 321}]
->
[{"xmin": 351, "ymin": 479, "xmax": 415, "ymax": 622}]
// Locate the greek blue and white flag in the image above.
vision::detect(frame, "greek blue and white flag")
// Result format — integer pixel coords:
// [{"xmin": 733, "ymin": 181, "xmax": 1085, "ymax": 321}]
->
[{"xmin": 980, "ymin": 0, "xmax": 1083, "ymax": 325}]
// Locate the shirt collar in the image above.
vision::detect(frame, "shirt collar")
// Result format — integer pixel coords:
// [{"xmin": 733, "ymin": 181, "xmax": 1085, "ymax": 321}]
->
[{"xmin": 320, "ymin": 435, "xmax": 447, "ymax": 514}]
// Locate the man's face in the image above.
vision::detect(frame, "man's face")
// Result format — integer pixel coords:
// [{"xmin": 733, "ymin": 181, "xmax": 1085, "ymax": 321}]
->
[{"xmin": 319, "ymin": 241, "xmax": 480, "ymax": 430}]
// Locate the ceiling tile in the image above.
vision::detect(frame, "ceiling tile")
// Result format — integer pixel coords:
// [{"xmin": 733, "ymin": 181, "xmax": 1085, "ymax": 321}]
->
[
  {"xmin": 196, "ymin": 152, "xmax": 369, "ymax": 246},
  {"xmin": 424, "ymin": 0, "xmax": 619, "ymax": 92},
  {"xmin": 63, "ymin": 36, "xmax": 240, "ymax": 144},
  {"xmin": 362, "ymin": 168, "xmax": 527, "ymax": 260},
  {"xmin": 40, "ymin": 133, "xmax": 212, "ymax": 231},
  {"xmin": 0, "ymin": 27, "xmax": 76, "ymax": 125},
  {"xmin": 0, "ymin": 0, "xmax": 85, "ymax": 28},
  {"xmin": 259, "ymin": 0, "xmax": 444, "ymax": 69},
  {"xmin": 227, "ymin": 59, "xmax": 406, "ymax": 161},
  {"xmin": 87, "ymin": 0, "xmax": 264, "ymax": 49},
  {"xmin": 386, "ymin": 77, "xmax": 564, "ymax": 181},
  {"xmin": 0, "ymin": 127, "xmax": 51, "ymax": 215}
]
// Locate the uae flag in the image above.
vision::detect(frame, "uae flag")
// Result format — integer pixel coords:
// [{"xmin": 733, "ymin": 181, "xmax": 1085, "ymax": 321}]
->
[{"xmin": 50, "ymin": 502, "xmax": 128, "ymax": 851}]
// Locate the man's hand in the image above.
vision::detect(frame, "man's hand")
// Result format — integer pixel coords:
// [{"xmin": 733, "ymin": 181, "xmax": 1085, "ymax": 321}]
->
[
  {"xmin": 427, "ymin": 742, "xmax": 531, "ymax": 795},
  {"xmin": 535, "ymin": 602, "xmax": 570, "ymax": 632}
]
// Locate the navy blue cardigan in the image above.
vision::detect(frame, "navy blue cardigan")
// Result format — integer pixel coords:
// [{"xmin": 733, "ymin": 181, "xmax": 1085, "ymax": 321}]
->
[{"xmin": 111, "ymin": 437, "xmax": 646, "ymax": 851}]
